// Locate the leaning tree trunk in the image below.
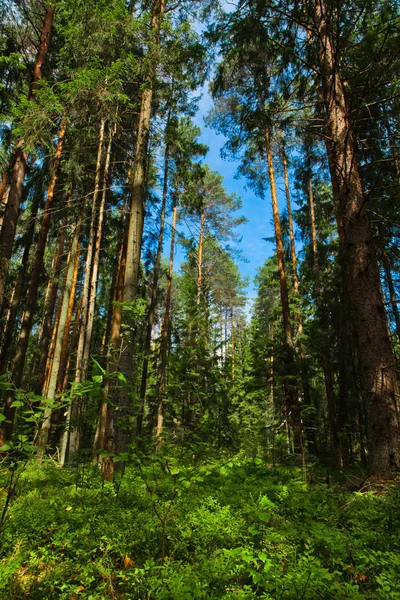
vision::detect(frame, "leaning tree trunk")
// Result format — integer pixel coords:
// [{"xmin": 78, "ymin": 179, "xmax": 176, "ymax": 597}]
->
[
  {"xmin": 312, "ymin": 0, "xmax": 400, "ymax": 474},
  {"xmin": 265, "ymin": 125, "xmax": 302, "ymax": 453},
  {"xmin": 0, "ymin": 6, "xmax": 54, "ymax": 308}
]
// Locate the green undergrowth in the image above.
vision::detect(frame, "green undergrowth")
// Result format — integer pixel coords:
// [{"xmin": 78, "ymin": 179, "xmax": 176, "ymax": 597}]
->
[{"xmin": 1, "ymin": 452, "xmax": 400, "ymax": 599}]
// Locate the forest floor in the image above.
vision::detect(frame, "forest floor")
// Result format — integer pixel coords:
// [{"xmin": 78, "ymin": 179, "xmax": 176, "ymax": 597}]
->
[{"xmin": 0, "ymin": 452, "xmax": 400, "ymax": 599}]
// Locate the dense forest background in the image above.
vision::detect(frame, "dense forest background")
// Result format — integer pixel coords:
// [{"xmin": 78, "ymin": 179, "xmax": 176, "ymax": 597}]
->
[{"xmin": 1, "ymin": 0, "xmax": 400, "ymax": 598}]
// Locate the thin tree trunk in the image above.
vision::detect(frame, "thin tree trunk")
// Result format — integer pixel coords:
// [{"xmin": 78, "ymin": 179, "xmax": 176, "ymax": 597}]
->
[
  {"xmin": 68, "ymin": 118, "xmax": 105, "ymax": 457},
  {"xmin": 137, "ymin": 140, "xmax": 170, "ymax": 436},
  {"xmin": 0, "ymin": 6, "xmax": 54, "ymax": 309},
  {"xmin": 82, "ymin": 123, "xmax": 113, "ymax": 376},
  {"xmin": 265, "ymin": 126, "xmax": 302, "ymax": 453},
  {"xmin": 313, "ymin": 0, "xmax": 400, "ymax": 474},
  {"xmin": 282, "ymin": 146, "xmax": 299, "ymax": 293},
  {"xmin": 93, "ymin": 209, "xmax": 129, "ymax": 469},
  {"xmin": 0, "ymin": 192, "xmax": 41, "ymax": 373},
  {"xmin": 35, "ymin": 220, "xmax": 67, "ymax": 395},
  {"xmin": 196, "ymin": 203, "xmax": 205, "ymax": 306},
  {"xmin": 381, "ymin": 247, "xmax": 400, "ymax": 342},
  {"xmin": 38, "ymin": 221, "xmax": 81, "ymax": 459},
  {"xmin": 56, "ymin": 240, "xmax": 81, "ymax": 393},
  {"xmin": 307, "ymin": 173, "xmax": 338, "ymax": 457},
  {"xmin": 0, "ymin": 121, "xmax": 66, "ymax": 445},
  {"xmin": 231, "ymin": 306, "xmax": 235, "ymax": 382},
  {"xmin": 156, "ymin": 191, "xmax": 177, "ymax": 439}
]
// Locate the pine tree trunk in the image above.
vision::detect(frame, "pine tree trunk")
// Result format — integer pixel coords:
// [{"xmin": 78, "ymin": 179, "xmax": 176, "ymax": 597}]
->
[
  {"xmin": 282, "ymin": 146, "xmax": 317, "ymax": 453},
  {"xmin": 137, "ymin": 141, "xmax": 169, "ymax": 436},
  {"xmin": 307, "ymin": 174, "xmax": 338, "ymax": 457},
  {"xmin": 56, "ymin": 240, "xmax": 81, "ymax": 393},
  {"xmin": 156, "ymin": 191, "xmax": 177, "ymax": 439},
  {"xmin": 93, "ymin": 209, "xmax": 128, "ymax": 470},
  {"xmin": 282, "ymin": 146, "xmax": 299, "ymax": 293},
  {"xmin": 197, "ymin": 203, "xmax": 205, "ymax": 306},
  {"xmin": 113, "ymin": 0, "xmax": 165, "ymax": 462},
  {"xmin": 82, "ymin": 123, "xmax": 113, "ymax": 376},
  {"xmin": 265, "ymin": 126, "xmax": 302, "ymax": 453},
  {"xmin": 11, "ymin": 120, "xmax": 66, "ymax": 380},
  {"xmin": 35, "ymin": 221, "xmax": 67, "ymax": 395},
  {"xmin": 0, "ymin": 121, "xmax": 66, "ymax": 445},
  {"xmin": 0, "ymin": 192, "xmax": 41, "ymax": 374},
  {"xmin": 312, "ymin": 0, "xmax": 400, "ymax": 473},
  {"xmin": 231, "ymin": 306, "xmax": 235, "ymax": 382},
  {"xmin": 38, "ymin": 221, "xmax": 81, "ymax": 459},
  {"xmin": 68, "ymin": 118, "xmax": 105, "ymax": 457},
  {"xmin": 0, "ymin": 6, "xmax": 54, "ymax": 309}
]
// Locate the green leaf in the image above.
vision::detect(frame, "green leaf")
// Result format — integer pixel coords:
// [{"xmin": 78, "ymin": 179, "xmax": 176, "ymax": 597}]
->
[
  {"xmin": 10, "ymin": 401, "xmax": 24, "ymax": 408},
  {"xmin": 117, "ymin": 372, "xmax": 127, "ymax": 384}
]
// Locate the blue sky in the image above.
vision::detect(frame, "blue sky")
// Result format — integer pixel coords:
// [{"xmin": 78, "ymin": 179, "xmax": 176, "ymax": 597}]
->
[{"xmin": 186, "ymin": 84, "xmax": 276, "ymax": 305}]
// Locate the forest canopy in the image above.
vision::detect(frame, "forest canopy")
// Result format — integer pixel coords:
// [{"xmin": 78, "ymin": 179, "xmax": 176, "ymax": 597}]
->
[{"xmin": 1, "ymin": 0, "xmax": 400, "ymax": 598}]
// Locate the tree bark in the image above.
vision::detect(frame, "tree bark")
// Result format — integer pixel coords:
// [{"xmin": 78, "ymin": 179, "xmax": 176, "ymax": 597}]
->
[
  {"xmin": 265, "ymin": 126, "xmax": 302, "ymax": 453},
  {"xmin": 196, "ymin": 202, "xmax": 205, "ymax": 306},
  {"xmin": 68, "ymin": 118, "xmax": 105, "ymax": 457},
  {"xmin": 282, "ymin": 146, "xmax": 299, "ymax": 293},
  {"xmin": 0, "ymin": 192, "xmax": 41, "ymax": 374},
  {"xmin": 0, "ymin": 6, "xmax": 54, "ymax": 308},
  {"xmin": 56, "ymin": 239, "xmax": 81, "ymax": 393},
  {"xmin": 156, "ymin": 191, "xmax": 177, "ymax": 439},
  {"xmin": 113, "ymin": 0, "xmax": 165, "ymax": 462},
  {"xmin": 38, "ymin": 221, "xmax": 82, "ymax": 459},
  {"xmin": 137, "ymin": 140, "xmax": 169, "ymax": 436},
  {"xmin": 381, "ymin": 247, "xmax": 400, "ymax": 343},
  {"xmin": 35, "ymin": 219, "xmax": 67, "ymax": 395},
  {"xmin": 312, "ymin": 0, "xmax": 400, "ymax": 473},
  {"xmin": 0, "ymin": 121, "xmax": 66, "ymax": 445}
]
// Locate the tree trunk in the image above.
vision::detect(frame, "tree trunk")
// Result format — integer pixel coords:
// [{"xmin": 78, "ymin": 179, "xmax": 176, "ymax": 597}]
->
[
  {"xmin": 312, "ymin": 0, "xmax": 400, "ymax": 473},
  {"xmin": 0, "ymin": 191, "xmax": 41, "ymax": 374},
  {"xmin": 35, "ymin": 220, "xmax": 67, "ymax": 395},
  {"xmin": 282, "ymin": 146, "xmax": 317, "ymax": 453},
  {"xmin": 38, "ymin": 221, "xmax": 82, "ymax": 459},
  {"xmin": 231, "ymin": 306, "xmax": 235, "ymax": 382},
  {"xmin": 56, "ymin": 240, "xmax": 81, "ymax": 393},
  {"xmin": 82, "ymin": 123, "xmax": 113, "ymax": 377},
  {"xmin": 113, "ymin": 0, "xmax": 165, "ymax": 463},
  {"xmin": 265, "ymin": 126, "xmax": 302, "ymax": 453},
  {"xmin": 12, "ymin": 120, "xmax": 66, "ymax": 380},
  {"xmin": 196, "ymin": 203, "xmax": 205, "ymax": 306},
  {"xmin": 0, "ymin": 6, "xmax": 54, "ymax": 308},
  {"xmin": 381, "ymin": 247, "xmax": 400, "ymax": 343},
  {"xmin": 156, "ymin": 191, "xmax": 177, "ymax": 439},
  {"xmin": 68, "ymin": 118, "xmax": 105, "ymax": 457},
  {"xmin": 307, "ymin": 173, "xmax": 338, "ymax": 457},
  {"xmin": 282, "ymin": 146, "xmax": 299, "ymax": 293},
  {"xmin": 0, "ymin": 121, "xmax": 66, "ymax": 445},
  {"xmin": 137, "ymin": 140, "xmax": 169, "ymax": 436}
]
